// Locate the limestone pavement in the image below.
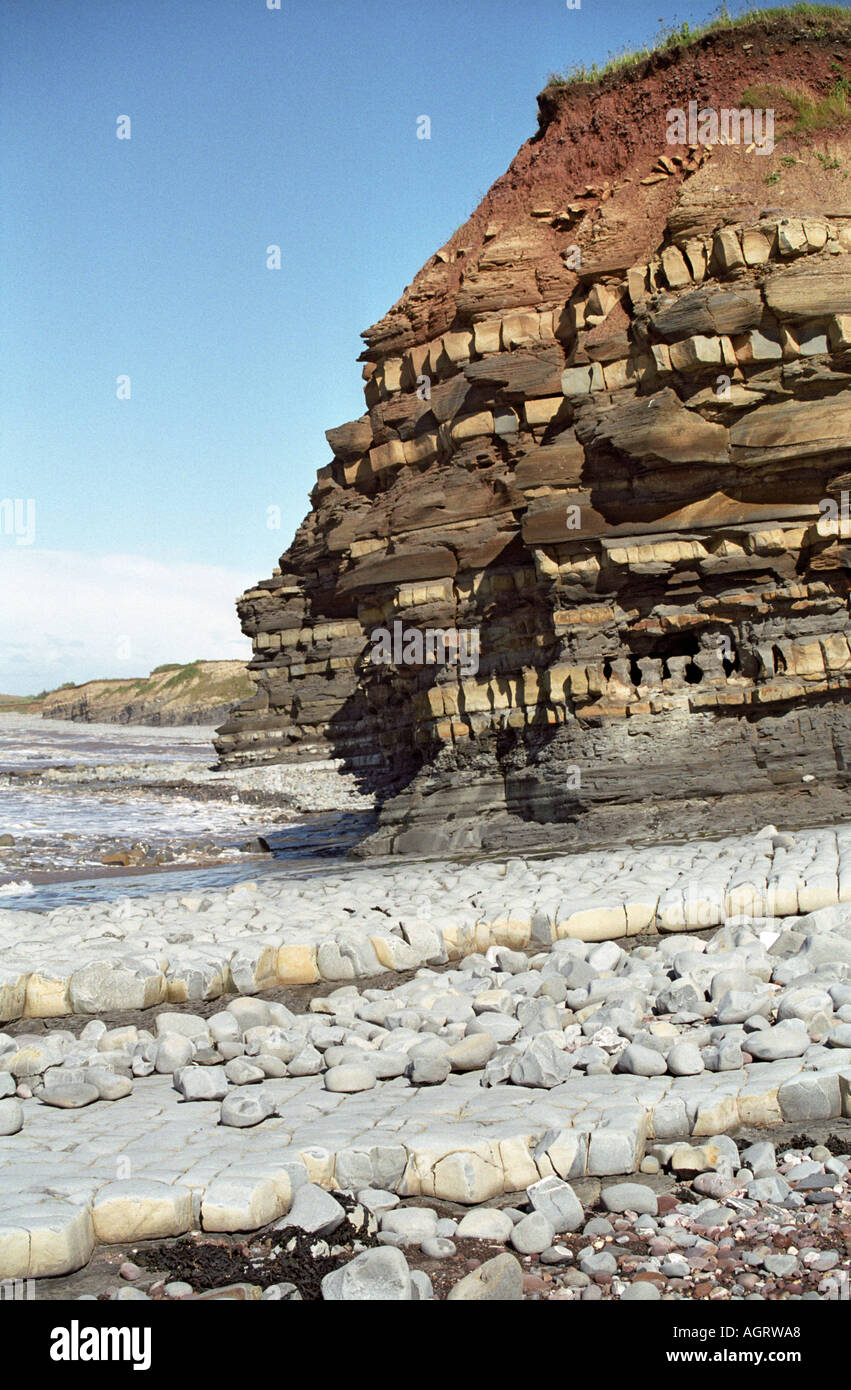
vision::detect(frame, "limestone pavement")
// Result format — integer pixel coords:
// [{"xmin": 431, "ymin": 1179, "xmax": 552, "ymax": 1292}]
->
[{"xmin": 0, "ymin": 824, "xmax": 850, "ymax": 1284}]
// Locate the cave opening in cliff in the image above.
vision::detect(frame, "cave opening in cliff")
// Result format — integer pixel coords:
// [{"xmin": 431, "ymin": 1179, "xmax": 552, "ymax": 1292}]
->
[{"xmin": 633, "ymin": 631, "xmax": 704, "ymax": 683}]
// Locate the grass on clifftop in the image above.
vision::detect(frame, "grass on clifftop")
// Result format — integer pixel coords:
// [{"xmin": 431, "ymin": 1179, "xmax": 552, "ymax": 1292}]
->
[
  {"xmin": 545, "ymin": 4, "xmax": 851, "ymax": 88},
  {"xmin": 0, "ymin": 662, "xmax": 253, "ymax": 711},
  {"xmin": 160, "ymin": 661, "xmax": 204, "ymax": 689},
  {"xmin": 742, "ymin": 71, "xmax": 851, "ymax": 130}
]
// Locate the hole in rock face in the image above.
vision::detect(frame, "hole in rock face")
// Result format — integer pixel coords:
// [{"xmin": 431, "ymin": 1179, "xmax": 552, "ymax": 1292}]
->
[
  {"xmin": 603, "ymin": 659, "xmax": 613, "ymax": 680},
  {"xmin": 633, "ymin": 631, "xmax": 700, "ymax": 683},
  {"xmin": 772, "ymin": 644, "xmax": 787, "ymax": 674}
]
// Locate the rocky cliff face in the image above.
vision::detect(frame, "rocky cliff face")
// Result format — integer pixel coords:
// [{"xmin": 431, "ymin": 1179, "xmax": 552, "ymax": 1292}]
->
[{"xmin": 217, "ymin": 16, "xmax": 851, "ymax": 854}]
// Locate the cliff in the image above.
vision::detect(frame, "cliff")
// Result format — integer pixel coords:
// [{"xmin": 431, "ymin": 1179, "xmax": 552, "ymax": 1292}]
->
[
  {"xmin": 216, "ymin": 10, "xmax": 851, "ymax": 854},
  {"xmin": 11, "ymin": 661, "xmax": 256, "ymax": 726}
]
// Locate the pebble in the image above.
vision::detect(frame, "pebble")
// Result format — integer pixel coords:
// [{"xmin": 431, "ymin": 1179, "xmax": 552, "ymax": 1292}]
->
[
  {"xmin": 321, "ymin": 1246, "xmax": 412, "ymax": 1301},
  {"xmin": 421, "ymin": 1236, "xmax": 456, "ymax": 1259},
  {"xmin": 38, "ymin": 1083, "xmax": 99, "ymax": 1109},
  {"xmin": 584, "ymin": 1217, "xmax": 615, "ymax": 1238},
  {"xmin": 747, "ymin": 1175, "xmax": 791, "ymax": 1203},
  {"xmin": 527, "ymin": 1176, "xmax": 584, "ymax": 1233},
  {"xmin": 510, "ymin": 1211, "xmax": 556, "ymax": 1255},
  {"xmin": 446, "ymin": 1253, "xmax": 524, "ymax": 1302},
  {"xmin": 357, "ymin": 1188, "xmax": 399, "ymax": 1216},
  {"xmin": 667, "ymin": 1042, "xmax": 705, "ymax": 1076},
  {"xmin": 456, "ymin": 1208, "xmax": 514, "ymax": 1242},
  {"xmin": 445, "ymin": 1035, "xmax": 497, "ymax": 1072},
  {"xmin": 382, "ymin": 1208, "xmax": 439, "ymax": 1243},
  {"xmin": 154, "ymin": 1036, "xmax": 194, "ymax": 1074},
  {"xmin": 323, "ymin": 1065, "xmax": 376, "ymax": 1094},
  {"xmin": 223, "ymin": 1058, "xmax": 265, "ymax": 1086},
  {"xmin": 84, "ymin": 1068, "xmax": 132, "ymax": 1103},
  {"xmin": 601, "ymin": 1183, "xmax": 658, "ymax": 1217},
  {"xmin": 579, "ymin": 1248, "xmax": 618, "ymax": 1277},
  {"xmin": 621, "ymin": 1280, "xmax": 662, "ymax": 1300},
  {"xmin": 285, "ymin": 1185, "xmax": 345, "ymax": 1237},
  {"xmin": 615, "ymin": 1044, "xmax": 668, "ymax": 1077},
  {"xmin": 174, "ymin": 1065, "xmax": 229, "ymax": 1102},
  {"xmin": 741, "ymin": 1141, "xmax": 776, "ymax": 1177},
  {"xmin": 0, "ymin": 1097, "xmax": 23, "ymax": 1135},
  {"xmin": 219, "ymin": 1089, "xmax": 274, "ymax": 1127},
  {"xmin": 410, "ymin": 1269, "xmax": 433, "ymax": 1300},
  {"xmin": 405, "ymin": 1045, "xmax": 450, "ymax": 1086}
]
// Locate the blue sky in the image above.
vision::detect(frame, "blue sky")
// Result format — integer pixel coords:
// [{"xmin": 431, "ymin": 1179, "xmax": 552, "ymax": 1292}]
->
[{"xmin": 0, "ymin": 0, "xmax": 814, "ymax": 692}]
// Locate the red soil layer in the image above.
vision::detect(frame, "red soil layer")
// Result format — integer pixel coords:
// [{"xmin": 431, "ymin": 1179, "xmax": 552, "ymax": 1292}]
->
[{"xmin": 361, "ymin": 13, "xmax": 851, "ymax": 357}]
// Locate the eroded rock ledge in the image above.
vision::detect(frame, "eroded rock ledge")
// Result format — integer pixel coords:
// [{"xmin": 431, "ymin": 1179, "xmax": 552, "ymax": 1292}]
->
[{"xmin": 216, "ymin": 23, "xmax": 851, "ymax": 853}]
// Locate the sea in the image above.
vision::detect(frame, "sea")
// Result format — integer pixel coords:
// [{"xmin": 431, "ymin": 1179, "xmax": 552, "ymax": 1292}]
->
[{"xmin": 0, "ymin": 715, "xmax": 373, "ymax": 911}]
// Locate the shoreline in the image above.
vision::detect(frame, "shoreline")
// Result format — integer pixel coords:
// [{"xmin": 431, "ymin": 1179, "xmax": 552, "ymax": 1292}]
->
[
  {"xmin": 1, "ymin": 719, "xmax": 849, "ymax": 1305},
  {"xmin": 0, "ymin": 714, "xmax": 375, "ymax": 890}
]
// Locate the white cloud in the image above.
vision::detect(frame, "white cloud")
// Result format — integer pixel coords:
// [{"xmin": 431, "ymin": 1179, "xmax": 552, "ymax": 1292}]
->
[{"xmin": 0, "ymin": 549, "xmax": 252, "ymax": 695}]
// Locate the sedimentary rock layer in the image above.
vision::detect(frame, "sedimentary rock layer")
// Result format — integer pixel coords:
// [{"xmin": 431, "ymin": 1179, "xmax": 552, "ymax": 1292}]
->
[{"xmin": 217, "ymin": 19, "xmax": 851, "ymax": 852}]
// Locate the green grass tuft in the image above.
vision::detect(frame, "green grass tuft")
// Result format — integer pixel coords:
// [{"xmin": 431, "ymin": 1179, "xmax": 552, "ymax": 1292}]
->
[
  {"xmin": 161, "ymin": 662, "xmax": 203, "ymax": 690},
  {"xmin": 545, "ymin": 5, "xmax": 851, "ymax": 90},
  {"xmin": 742, "ymin": 77, "xmax": 851, "ymax": 131}
]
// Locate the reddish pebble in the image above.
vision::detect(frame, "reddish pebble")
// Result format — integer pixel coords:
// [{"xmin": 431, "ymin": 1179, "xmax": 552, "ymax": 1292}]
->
[{"xmin": 649, "ymin": 1239, "xmax": 675, "ymax": 1256}]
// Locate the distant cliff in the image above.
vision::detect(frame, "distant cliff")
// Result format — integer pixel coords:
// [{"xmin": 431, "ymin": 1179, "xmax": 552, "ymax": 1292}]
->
[{"xmin": 0, "ymin": 661, "xmax": 254, "ymax": 726}]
